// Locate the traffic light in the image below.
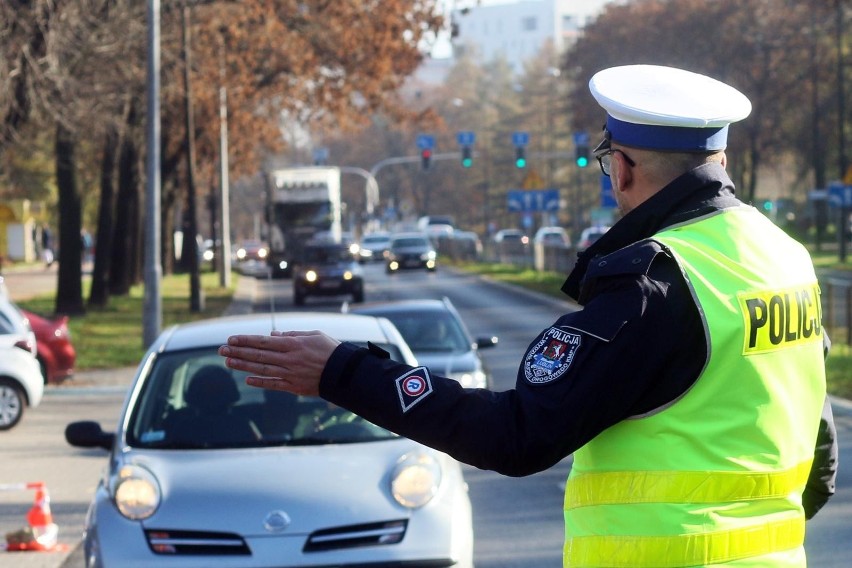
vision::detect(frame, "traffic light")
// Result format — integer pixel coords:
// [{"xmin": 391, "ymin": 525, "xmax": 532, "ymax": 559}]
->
[
  {"xmin": 575, "ymin": 143, "xmax": 589, "ymax": 168},
  {"xmin": 515, "ymin": 146, "xmax": 527, "ymax": 168},
  {"xmin": 421, "ymin": 148, "xmax": 432, "ymax": 170},
  {"xmin": 461, "ymin": 146, "xmax": 473, "ymax": 168}
]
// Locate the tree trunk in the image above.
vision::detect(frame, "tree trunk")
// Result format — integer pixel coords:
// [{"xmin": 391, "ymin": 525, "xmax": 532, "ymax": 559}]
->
[
  {"xmin": 88, "ymin": 125, "xmax": 119, "ymax": 307},
  {"xmin": 54, "ymin": 121, "xmax": 85, "ymax": 316},
  {"xmin": 110, "ymin": 114, "xmax": 141, "ymax": 296}
]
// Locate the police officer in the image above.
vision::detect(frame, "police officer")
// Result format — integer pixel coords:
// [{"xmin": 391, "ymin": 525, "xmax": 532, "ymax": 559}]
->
[{"xmin": 221, "ymin": 65, "xmax": 837, "ymax": 567}]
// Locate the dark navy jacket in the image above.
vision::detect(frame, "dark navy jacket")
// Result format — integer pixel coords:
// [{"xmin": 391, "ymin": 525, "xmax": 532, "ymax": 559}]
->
[{"xmin": 320, "ymin": 162, "xmax": 837, "ymax": 519}]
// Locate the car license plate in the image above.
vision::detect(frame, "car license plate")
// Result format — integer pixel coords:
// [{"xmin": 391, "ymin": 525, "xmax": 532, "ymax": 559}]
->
[{"xmin": 320, "ymin": 281, "xmax": 340, "ymax": 289}]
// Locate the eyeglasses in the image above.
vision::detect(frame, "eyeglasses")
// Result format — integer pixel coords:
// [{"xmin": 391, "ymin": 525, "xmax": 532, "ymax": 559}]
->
[{"xmin": 596, "ymin": 148, "xmax": 636, "ymax": 177}]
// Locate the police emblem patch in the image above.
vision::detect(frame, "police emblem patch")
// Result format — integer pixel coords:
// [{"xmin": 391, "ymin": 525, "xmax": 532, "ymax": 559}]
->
[
  {"xmin": 395, "ymin": 367, "xmax": 433, "ymax": 413},
  {"xmin": 524, "ymin": 327, "xmax": 581, "ymax": 384}
]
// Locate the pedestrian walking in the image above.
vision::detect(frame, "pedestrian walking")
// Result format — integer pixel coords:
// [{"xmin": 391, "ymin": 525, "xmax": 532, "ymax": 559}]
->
[
  {"xmin": 220, "ymin": 65, "xmax": 837, "ymax": 567},
  {"xmin": 41, "ymin": 224, "xmax": 54, "ymax": 268}
]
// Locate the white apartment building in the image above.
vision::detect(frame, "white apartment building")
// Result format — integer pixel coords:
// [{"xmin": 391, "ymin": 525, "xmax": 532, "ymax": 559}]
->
[{"xmin": 450, "ymin": 0, "xmax": 611, "ymax": 74}]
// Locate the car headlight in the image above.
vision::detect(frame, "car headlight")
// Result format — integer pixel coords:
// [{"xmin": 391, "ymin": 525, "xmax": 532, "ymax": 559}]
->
[
  {"xmin": 349, "ymin": 243, "xmax": 360, "ymax": 255},
  {"xmin": 391, "ymin": 452, "xmax": 442, "ymax": 509},
  {"xmin": 305, "ymin": 270, "xmax": 318, "ymax": 282},
  {"xmin": 258, "ymin": 248, "xmax": 268, "ymax": 259},
  {"xmin": 343, "ymin": 270, "xmax": 353, "ymax": 280},
  {"xmin": 448, "ymin": 370, "xmax": 487, "ymax": 388},
  {"xmin": 420, "ymin": 251, "xmax": 437, "ymax": 261},
  {"xmin": 111, "ymin": 464, "xmax": 160, "ymax": 520},
  {"xmin": 236, "ymin": 248, "xmax": 247, "ymax": 260},
  {"xmin": 202, "ymin": 249, "xmax": 214, "ymax": 261}
]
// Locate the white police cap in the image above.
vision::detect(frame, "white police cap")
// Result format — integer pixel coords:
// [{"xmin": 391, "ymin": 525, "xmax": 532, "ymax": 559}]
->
[{"xmin": 589, "ymin": 65, "xmax": 751, "ymax": 152}]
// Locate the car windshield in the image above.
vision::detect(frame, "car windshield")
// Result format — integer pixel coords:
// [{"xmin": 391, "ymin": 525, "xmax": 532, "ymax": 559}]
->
[
  {"xmin": 302, "ymin": 244, "xmax": 352, "ymax": 263},
  {"xmin": 126, "ymin": 345, "xmax": 400, "ymax": 450},
  {"xmin": 362, "ymin": 235, "xmax": 389, "ymax": 245},
  {"xmin": 366, "ymin": 309, "xmax": 470, "ymax": 353},
  {"xmin": 393, "ymin": 237, "xmax": 429, "ymax": 248}
]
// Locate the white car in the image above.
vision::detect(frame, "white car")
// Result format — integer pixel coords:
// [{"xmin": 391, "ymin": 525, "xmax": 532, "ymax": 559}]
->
[
  {"xmin": 0, "ymin": 295, "xmax": 43, "ymax": 430},
  {"xmin": 65, "ymin": 312, "xmax": 473, "ymax": 568},
  {"xmin": 357, "ymin": 231, "xmax": 392, "ymax": 263},
  {"xmin": 533, "ymin": 226, "xmax": 571, "ymax": 247}
]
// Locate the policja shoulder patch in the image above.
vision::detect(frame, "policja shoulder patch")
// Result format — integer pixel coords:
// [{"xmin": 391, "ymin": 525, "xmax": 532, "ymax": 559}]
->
[
  {"xmin": 395, "ymin": 367, "xmax": 433, "ymax": 413},
  {"xmin": 524, "ymin": 327, "xmax": 581, "ymax": 385}
]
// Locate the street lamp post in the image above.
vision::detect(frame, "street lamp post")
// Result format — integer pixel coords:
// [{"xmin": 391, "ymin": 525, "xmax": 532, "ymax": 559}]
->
[{"xmin": 143, "ymin": 0, "xmax": 162, "ymax": 348}]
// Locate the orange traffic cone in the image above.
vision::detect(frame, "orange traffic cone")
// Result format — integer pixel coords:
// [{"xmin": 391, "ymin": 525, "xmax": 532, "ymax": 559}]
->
[{"xmin": 5, "ymin": 482, "xmax": 59, "ymax": 552}]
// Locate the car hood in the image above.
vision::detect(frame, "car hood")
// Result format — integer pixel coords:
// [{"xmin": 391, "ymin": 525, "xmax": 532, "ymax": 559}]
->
[
  {"xmin": 125, "ymin": 439, "xmax": 436, "ymax": 536},
  {"xmin": 414, "ymin": 350, "xmax": 481, "ymax": 376}
]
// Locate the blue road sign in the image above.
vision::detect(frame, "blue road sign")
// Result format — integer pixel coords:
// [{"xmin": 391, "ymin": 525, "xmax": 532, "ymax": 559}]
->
[
  {"xmin": 507, "ymin": 189, "xmax": 559, "ymax": 212},
  {"xmin": 416, "ymin": 134, "xmax": 435, "ymax": 150},
  {"xmin": 828, "ymin": 181, "xmax": 852, "ymax": 207},
  {"xmin": 512, "ymin": 131, "xmax": 530, "ymax": 146},
  {"xmin": 457, "ymin": 131, "xmax": 476, "ymax": 146}
]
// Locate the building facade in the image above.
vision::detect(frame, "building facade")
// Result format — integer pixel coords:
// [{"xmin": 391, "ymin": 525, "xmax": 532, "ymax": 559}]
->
[{"xmin": 450, "ymin": 0, "xmax": 611, "ymax": 74}]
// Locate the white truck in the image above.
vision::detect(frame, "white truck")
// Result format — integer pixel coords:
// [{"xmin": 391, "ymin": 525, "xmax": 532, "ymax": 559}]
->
[{"xmin": 265, "ymin": 166, "xmax": 342, "ymax": 278}]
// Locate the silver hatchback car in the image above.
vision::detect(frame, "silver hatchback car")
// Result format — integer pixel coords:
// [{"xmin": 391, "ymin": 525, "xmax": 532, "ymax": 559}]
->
[{"xmin": 65, "ymin": 312, "xmax": 473, "ymax": 568}]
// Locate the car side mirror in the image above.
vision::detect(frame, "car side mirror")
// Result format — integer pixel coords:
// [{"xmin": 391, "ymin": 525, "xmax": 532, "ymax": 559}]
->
[
  {"xmin": 476, "ymin": 336, "xmax": 499, "ymax": 349},
  {"xmin": 65, "ymin": 420, "xmax": 115, "ymax": 451}
]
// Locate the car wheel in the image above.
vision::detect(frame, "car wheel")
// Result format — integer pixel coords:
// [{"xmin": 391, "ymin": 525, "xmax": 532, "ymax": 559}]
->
[{"xmin": 0, "ymin": 378, "xmax": 25, "ymax": 431}]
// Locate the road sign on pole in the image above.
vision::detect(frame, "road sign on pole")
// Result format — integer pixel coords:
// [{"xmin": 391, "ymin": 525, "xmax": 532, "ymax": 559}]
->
[
  {"xmin": 512, "ymin": 131, "xmax": 530, "ymax": 146},
  {"xmin": 416, "ymin": 134, "xmax": 435, "ymax": 150},
  {"xmin": 456, "ymin": 131, "xmax": 476, "ymax": 146}
]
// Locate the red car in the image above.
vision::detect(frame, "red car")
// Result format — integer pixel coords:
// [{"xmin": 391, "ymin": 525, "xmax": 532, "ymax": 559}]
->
[{"xmin": 20, "ymin": 309, "xmax": 76, "ymax": 384}]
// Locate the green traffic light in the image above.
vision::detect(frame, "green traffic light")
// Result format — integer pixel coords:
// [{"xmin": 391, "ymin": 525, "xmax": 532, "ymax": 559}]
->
[
  {"xmin": 576, "ymin": 156, "xmax": 589, "ymax": 168},
  {"xmin": 462, "ymin": 158, "xmax": 473, "ymax": 168},
  {"xmin": 515, "ymin": 158, "xmax": 527, "ymax": 168}
]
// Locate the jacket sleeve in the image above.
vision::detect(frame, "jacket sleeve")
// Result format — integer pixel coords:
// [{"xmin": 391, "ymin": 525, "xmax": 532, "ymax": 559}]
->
[
  {"xmin": 803, "ymin": 395, "xmax": 838, "ymax": 520},
  {"xmin": 318, "ymin": 245, "xmax": 706, "ymax": 476}
]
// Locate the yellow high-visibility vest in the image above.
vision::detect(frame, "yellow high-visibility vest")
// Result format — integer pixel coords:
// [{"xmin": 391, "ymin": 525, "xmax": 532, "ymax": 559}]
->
[{"xmin": 564, "ymin": 206, "xmax": 826, "ymax": 567}]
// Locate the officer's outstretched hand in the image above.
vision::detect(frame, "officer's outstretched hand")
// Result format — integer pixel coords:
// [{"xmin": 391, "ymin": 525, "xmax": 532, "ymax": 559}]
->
[{"xmin": 219, "ymin": 330, "xmax": 341, "ymax": 396}]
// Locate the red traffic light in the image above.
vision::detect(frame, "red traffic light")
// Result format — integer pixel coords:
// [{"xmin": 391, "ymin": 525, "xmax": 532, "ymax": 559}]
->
[{"xmin": 421, "ymin": 148, "xmax": 432, "ymax": 170}]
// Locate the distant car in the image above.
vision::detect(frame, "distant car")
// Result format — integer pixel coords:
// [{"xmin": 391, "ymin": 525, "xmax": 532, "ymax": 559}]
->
[
  {"xmin": 349, "ymin": 298, "xmax": 498, "ymax": 389},
  {"xmin": 0, "ymin": 296, "xmax": 43, "ymax": 430},
  {"xmin": 533, "ymin": 226, "xmax": 571, "ymax": 247},
  {"xmin": 293, "ymin": 240, "xmax": 365, "ymax": 305},
  {"xmin": 493, "ymin": 228, "xmax": 529, "ymax": 245},
  {"xmin": 386, "ymin": 232, "xmax": 437, "ymax": 273},
  {"xmin": 235, "ymin": 240, "xmax": 268, "ymax": 262},
  {"xmin": 577, "ymin": 225, "xmax": 611, "ymax": 252},
  {"xmin": 357, "ymin": 231, "xmax": 393, "ymax": 263},
  {"xmin": 235, "ymin": 240, "xmax": 271, "ymax": 277},
  {"xmin": 65, "ymin": 312, "xmax": 474, "ymax": 568},
  {"xmin": 20, "ymin": 308, "xmax": 76, "ymax": 385}
]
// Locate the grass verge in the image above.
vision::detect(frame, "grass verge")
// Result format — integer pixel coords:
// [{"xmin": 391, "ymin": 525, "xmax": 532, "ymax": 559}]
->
[{"xmin": 17, "ymin": 271, "xmax": 235, "ymax": 370}]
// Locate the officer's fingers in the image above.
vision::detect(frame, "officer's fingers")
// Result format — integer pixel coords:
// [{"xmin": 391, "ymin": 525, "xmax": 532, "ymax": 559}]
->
[{"xmin": 245, "ymin": 375, "xmax": 318, "ymax": 397}]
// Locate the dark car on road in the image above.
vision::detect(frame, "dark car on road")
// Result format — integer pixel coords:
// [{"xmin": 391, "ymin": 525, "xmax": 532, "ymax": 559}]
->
[
  {"xmin": 348, "ymin": 297, "xmax": 498, "ymax": 389},
  {"xmin": 293, "ymin": 241, "xmax": 365, "ymax": 306},
  {"xmin": 386, "ymin": 233, "xmax": 437, "ymax": 273}
]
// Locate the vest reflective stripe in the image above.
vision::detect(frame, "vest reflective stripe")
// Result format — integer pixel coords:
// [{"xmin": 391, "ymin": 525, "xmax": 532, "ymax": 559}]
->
[
  {"xmin": 565, "ymin": 460, "xmax": 811, "ymax": 509},
  {"xmin": 564, "ymin": 516, "xmax": 804, "ymax": 568}
]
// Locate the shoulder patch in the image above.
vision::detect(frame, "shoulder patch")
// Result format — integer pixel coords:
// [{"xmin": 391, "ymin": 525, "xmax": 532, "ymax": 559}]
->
[
  {"xmin": 395, "ymin": 367, "xmax": 433, "ymax": 413},
  {"xmin": 524, "ymin": 327, "xmax": 582, "ymax": 385}
]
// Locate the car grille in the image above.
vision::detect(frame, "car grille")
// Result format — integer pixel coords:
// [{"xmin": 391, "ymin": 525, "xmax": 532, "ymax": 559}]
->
[
  {"xmin": 303, "ymin": 520, "xmax": 407, "ymax": 553},
  {"xmin": 145, "ymin": 529, "xmax": 250, "ymax": 555}
]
